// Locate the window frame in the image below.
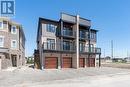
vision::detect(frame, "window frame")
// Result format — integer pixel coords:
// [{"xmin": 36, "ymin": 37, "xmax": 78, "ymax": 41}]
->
[
  {"xmin": 47, "ymin": 39, "xmax": 55, "ymax": 50},
  {"xmin": 63, "ymin": 41, "xmax": 71, "ymax": 51},
  {"xmin": 0, "ymin": 21, "xmax": 3, "ymax": 29},
  {"xmin": 11, "ymin": 25, "xmax": 17, "ymax": 34},
  {"xmin": 0, "ymin": 36, "xmax": 4, "ymax": 47},
  {"xmin": 46, "ymin": 24, "xmax": 56, "ymax": 33},
  {"xmin": 11, "ymin": 40, "xmax": 17, "ymax": 48}
]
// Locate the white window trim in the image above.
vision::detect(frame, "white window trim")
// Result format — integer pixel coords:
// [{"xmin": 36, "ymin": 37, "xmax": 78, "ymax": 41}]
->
[
  {"xmin": 0, "ymin": 36, "xmax": 4, "ymax": 47},
  {"xmin": 11, "ymin": 40, "xmax": 17, "ymax": 49},
  {"xmin": 11, "ymin": 25, "xmax": 17, "ymax": 34},
  {"xmin": 0, "ymin": 21, "xmax": 3, "ymax": 29}
]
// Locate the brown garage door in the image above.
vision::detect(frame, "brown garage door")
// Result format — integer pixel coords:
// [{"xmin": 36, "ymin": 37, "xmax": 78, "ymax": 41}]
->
[
  {"xmin": 86, "ymin": 58, "xmax": 95, "ymax": 67},
  {"xmin": 45, "ymin": 57, "xmax": 58, "ymax": 69},
  {"xmin": 90, "ymin": 58, "xmax": 95, "ymax": 67},
  {"xmin": 79, "ymin": 58, "xmax": 85, "ymax": 67},
  {"xmin": 62, "ymin": 57, "xmax": 72, "ymax": 68}
]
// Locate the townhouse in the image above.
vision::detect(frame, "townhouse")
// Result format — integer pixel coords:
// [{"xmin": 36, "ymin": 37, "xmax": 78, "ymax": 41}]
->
[
  {"xmin": 36, "ymin": 13, "xmax": 101, "ymax": 69},
  {"xmin": 0, "ymin": 17, "xmax": 25, "ymax": 69}
]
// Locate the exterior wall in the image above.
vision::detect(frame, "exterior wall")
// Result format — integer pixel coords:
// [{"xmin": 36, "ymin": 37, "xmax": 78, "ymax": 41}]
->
[
  {"xmin": 36, "ymin": 14, "xmax": 100, "ymax": 70},
  {"xmin": 0, "ymin": 17, "xmax": 25, "ymax": 69},
  {"xmin": 0, "ymin": 53, "xmax": 12, "ymax": 69}
]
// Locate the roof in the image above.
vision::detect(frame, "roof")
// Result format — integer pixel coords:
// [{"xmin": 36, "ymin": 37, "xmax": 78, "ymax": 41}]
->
[{"xmin": 39, "ymin": 17, "xmax": 58, "ymax": 23}]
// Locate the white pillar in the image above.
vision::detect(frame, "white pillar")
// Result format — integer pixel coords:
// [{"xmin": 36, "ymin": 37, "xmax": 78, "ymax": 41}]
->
[
  {"xmin": 76, "ymin": 15, "xmax": 79, "ymax": 68},
  {"xmin": 0, "ymin": 58, "xmax": 1, "ymax": 70}
]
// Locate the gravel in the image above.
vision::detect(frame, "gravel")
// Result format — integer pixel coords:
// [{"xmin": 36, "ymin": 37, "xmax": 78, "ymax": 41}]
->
[{"xmin": 0, "ymin": 66, "xmax": 130, "ymax": 87}]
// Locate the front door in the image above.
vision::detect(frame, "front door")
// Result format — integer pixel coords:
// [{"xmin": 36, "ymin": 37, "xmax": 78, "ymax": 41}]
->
[{"xmin": 11, "ymin": 55, "xmax": 17, "ymax": 67}]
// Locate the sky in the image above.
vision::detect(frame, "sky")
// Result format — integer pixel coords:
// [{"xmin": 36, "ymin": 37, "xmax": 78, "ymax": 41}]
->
[{"xmin": 11, "ymin": 0, "xmax": 130, "ymax": 58}]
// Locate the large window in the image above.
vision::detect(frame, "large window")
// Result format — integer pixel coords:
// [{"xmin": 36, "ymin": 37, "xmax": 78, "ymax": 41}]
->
[
  {"xmin": 79, "ymin": 42, "xmax": 85, "ymax": 52},
  {"xmin": 79, "ymin": 30, "xmax": 86, "ymax": 39},
  {"xmin": 46, "ymin": 24, "xmax": 56, "ymax": 33},
  {"xmin": 11, "ymin": 26, "xmax": 17, "ymax": 34},
  {"xmin": 0, "ymin": 36, "xmax": 4, "ymax": 47},
  {"xmin": 47, "ymin": 39, "xmax": 55, "ymax": 50},
  {"xmin": 63, "ymin": 27, "xmax": 73, "ymax": 36},
  {"xmin": 63, "ymin": 41, "xmax": 71, "ymax": 51},
  {"xmin": 0, "ymin": 22, "xmax": 3, "ymax": 29},
  {"xmin": 11, "ymin": 40, "xmax": 17, "ymax": 48},
  {"xmin": 91, "ymin": 32, "xmax": 96, "ymax": 39}
]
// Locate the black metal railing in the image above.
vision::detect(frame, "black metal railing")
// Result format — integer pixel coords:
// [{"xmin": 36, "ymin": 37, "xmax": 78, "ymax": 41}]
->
[
  {"xmin": 83, "ymin": 47, "xmax": 101, "ymax": 53},
  {"xmin": 42, "ymin": 42, "xmax": 101, "ymax": 54},
  {"xmin": 62, "ymin": 30, "xmax": 73, "ymax": 36}
]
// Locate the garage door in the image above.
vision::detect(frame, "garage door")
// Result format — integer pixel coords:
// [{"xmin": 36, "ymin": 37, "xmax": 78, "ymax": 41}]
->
[
  {"xmin": 79, "ymin": 58, "xmax": 85, "ymax": 67},
  {"xmin": 90, "ymin": 58, "xmax": 95, "ymax": 67},
  {"xmin": 62, "ymin": 57, "xmax": 72, "ymax": 68},
  {"xmin": 45, "ymin": 57, "xmax": 58, "ymax": 69}
]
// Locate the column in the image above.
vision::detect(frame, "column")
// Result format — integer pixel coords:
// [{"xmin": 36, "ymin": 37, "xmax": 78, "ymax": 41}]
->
[{"xmin": 76, "ymin": 15, "xmax": 79, "ymax": 68}]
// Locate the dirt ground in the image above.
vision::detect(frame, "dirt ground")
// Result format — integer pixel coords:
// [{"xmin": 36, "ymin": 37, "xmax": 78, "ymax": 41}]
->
[
  {"xmin": 0, "ymin": 66, "xmax": 130, "ymax": 87},
  {"xmin": 101, "ymin": 63, "xmax": 130, "ymax": 69}
]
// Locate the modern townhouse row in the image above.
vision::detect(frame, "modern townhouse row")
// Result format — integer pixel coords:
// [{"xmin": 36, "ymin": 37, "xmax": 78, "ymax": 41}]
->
[
  {"xmin": 35, "ymin": 13, "xmax": 101, "ymax": 69},
  {"xmin": 0, "ymin": 17, "xmax": 25, "ymax": 69},
  {"xmin": 0, "ymin": 13, "xmax": 101, "ymax": 70}
]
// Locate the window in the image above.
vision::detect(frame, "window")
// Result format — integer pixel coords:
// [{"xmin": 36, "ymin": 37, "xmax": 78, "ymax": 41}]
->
[
  {"xmin": 0, "ymin": 21, "xmax": 3, "ymax": 29},
  {"xmin": 91, "ymin": 32, "xmax": 96, "ymax": 39},
  {"xmin": 79, "ymin": 42, "xmax": 85, "ymax": 52},
  {"xmin": 63, "ymin": 41, "xmax": 71, "ymax": 51},
  {"xmin": 0, "ymin": 36, "xmax": 4, "ymax": 47},
  {"xmin": 63, "ymin": 27, "xmax": 73, "ymax": 36},
  {"xmin": 11, "ymin": 26, "xmax": 17, "ymax": 34},
  {"xmin": 79, "ymin": 30, "xmax": 86, "ymax": 39},
  {"xmin": 11, "ymin": 40, "xmax": 17, "ymax": 48},
  {"xmin": 46, "ymin": 24, "xmax": 56, "ymax": 33},
  {"xmin": 47, "ymin": 39, "xmax": 55, "ymax": 50}
]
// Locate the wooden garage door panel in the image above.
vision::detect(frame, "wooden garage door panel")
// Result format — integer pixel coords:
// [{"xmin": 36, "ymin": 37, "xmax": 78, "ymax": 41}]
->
[
  {"xmin": 90, "ymin": 58, "xmax": 95, "ymax": 67},
  {"xmin": 86, "ymin": 58, "xmax": 95, "ymax": 67},
  {"xmin": 62, "ymin": 57, "xmax": 72, "ymax": 68},
  {"xmin": 45, "ymin": 57, "xmax": 58, "ymax": 69},
  {"xmin": 79, "ymin": 58, "xmax": 85, "ymax": 67}
]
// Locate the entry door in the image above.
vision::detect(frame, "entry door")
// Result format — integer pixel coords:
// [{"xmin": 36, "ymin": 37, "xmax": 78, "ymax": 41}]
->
[{"xmin": 11, "ymin": 55, "xmax": 17, "ymax": 67}]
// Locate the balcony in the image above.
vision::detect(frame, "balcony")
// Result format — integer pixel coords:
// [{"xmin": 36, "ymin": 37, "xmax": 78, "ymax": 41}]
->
[
  {"xmin": 42, "ymin": 42, "xmax": 101, "ymax": 54},
  {"xmin": 80, "ymin": 47, "xmax": 101, "ymax": 54},
  {"xmin": 42, "ymin": 42, "xmax": 75, "ymax": 52},
  {"xmin": 61, "ymin": 28, "xmax": 75, "ymax": 38}
]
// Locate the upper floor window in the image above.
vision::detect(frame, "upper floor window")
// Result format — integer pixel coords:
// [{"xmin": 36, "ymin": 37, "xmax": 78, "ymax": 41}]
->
[
  {"xmin": 46, "ymin": 24, "xmax": 56, "ymax": 33},
  {"xmin": 63, "ymin": 27, "xmax": 73, "ymax": 36},
  {"xmin": 63, "ymin": 41, "xmax": 72, "ymax": 51},
  {"xmin": 11, "ymin": 40, "xmax": 17, "ymax": 48},
  {"xmin": 0, "ymin": 36, "xmax": 4, "ymax": 47},
  {"xmin": 79, "ymin": 30, "xmax": 86, "ymax": 39},
  {"xmin": 91, "ymin": 32, "xmax": 96, "ymax": 39},
  {"xmin": 0, "ymin": 21, "xmax": 3, "ymax": 29},
  {"xmin": 11, "ymin": 26, "xmax": 17, "ymax": 34},
  {"xmin": 79, "ymin": 42, "xmax": 85, "ymax": 52},
  {"xmin": 46, "ymin": 39, "xmax": 55, "ymax": 50}
]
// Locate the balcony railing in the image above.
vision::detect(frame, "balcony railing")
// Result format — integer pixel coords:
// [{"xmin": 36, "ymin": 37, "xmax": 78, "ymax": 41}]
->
[
  {"xmin": 62, "ymin": 29, "xmax": 74, "ymax": 37},
  {"xmin": 82, "ymin": 47, "xmax": 101, "ymax": 54},
  {"xmin": 42, "ymin": 42, "xmax": 101, "ymax": 54}
]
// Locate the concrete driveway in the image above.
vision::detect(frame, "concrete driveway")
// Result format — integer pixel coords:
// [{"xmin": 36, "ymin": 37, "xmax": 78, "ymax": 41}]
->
[{"xmin": 0, "ymin": 66, "xmax": 130, "ymax": 87}]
